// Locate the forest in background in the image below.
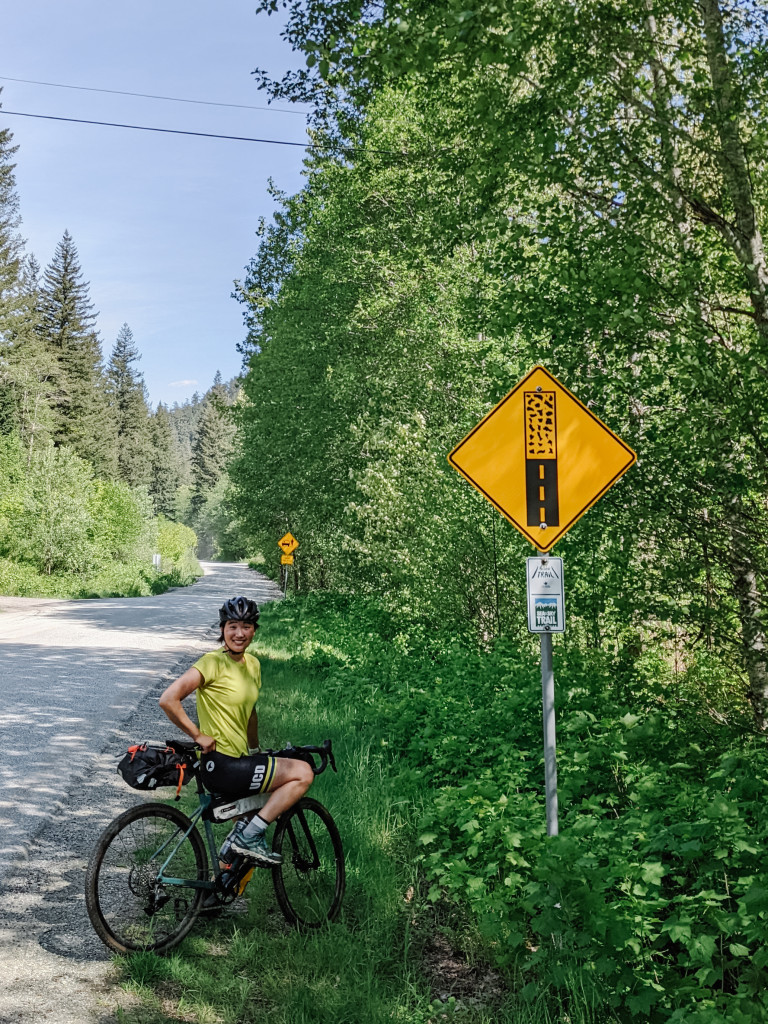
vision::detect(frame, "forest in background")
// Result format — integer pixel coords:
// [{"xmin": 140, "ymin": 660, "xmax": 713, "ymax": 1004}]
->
[
  {"xmin": 231, "ymin": 0, "xmax": 768, "ymax": 729},
  {"xmin": 0, "ymin": 106, "xmax": 244, "ymax": 595}
]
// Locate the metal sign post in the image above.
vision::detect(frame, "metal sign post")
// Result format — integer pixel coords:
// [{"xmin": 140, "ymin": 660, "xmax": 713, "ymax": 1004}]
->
[
  {"xmin": 277, "ymin": 534, "xmax": 299, "ymax": 597},
  {"xmin": 540, "ymin": 629, "xmax": 558, "ymax": 836},
  {"xmin": 527, "ymin": 553, "xmax": 564, "ymax": 836}
]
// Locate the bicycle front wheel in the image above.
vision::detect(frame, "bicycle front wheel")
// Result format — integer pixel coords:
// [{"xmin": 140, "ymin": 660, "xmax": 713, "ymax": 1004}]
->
[
  {"xmin": 271, "ymin": 797, "xmax": 345, "ymax": 929},
  {"xmin": 85, "ymin": 803, "xmax": 208, "ymax": 954}
]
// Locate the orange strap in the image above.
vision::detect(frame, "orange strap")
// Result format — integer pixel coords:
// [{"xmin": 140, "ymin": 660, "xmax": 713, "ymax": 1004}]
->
[{"xmin": 174, "ymin": 763, "xmax": 187, "ymax": 799}]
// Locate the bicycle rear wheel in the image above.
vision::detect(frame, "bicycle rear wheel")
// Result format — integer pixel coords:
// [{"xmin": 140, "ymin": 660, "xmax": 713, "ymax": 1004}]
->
[
  {"xmin": 85, "ymin": 803, "xmax": 208, "ymax": 954},
  {"xmin": 271, "ymin": 797, "xmax": 345, "ymax": 928}
]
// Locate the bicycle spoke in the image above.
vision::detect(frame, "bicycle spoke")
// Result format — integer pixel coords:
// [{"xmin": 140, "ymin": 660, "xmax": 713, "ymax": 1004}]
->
[
  {"xmin": 272, "ymin": 799, "xmax": 344, "ymax": 928},
  {"xmin": 86, "ymin": 804, "xmax": 208, "ymax": 953}
]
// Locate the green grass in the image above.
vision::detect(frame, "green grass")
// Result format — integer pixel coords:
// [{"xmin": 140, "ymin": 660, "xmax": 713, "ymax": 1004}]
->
[
  {"xmin": 112, "ymin": 645, "xmax": 618, "ymax": 1024},
  {"xmin": 0, "ymin": 555, "xmax": 200, "ymax": 598}
]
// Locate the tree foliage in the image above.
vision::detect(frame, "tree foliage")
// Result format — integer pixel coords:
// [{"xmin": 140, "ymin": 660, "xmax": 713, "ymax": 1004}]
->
[
  {"xmin": 148, "ymin": 403, "xmax": 184, "ymax": 518},
  {"xmin": 39, "ymin": 230, "xmax": 116, "ymax": 476},
  {"xmin": 228, "ymin": 9, "xmax": 768, "ymax": 1014},
  {"xmin": 235, "ymin": 0, "xmax": 768, "ymax": 726}
]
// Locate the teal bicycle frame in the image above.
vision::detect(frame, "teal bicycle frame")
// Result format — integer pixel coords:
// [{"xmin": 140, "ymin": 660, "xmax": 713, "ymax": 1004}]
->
[{"xmin": 155, "ymin": 792, "xmax": 219, "ymax": 893}]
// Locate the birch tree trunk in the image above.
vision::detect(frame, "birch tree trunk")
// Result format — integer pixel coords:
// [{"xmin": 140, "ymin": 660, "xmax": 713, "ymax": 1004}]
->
[
  {"xmin": 697, "ymin": 0, "xmax": 768, "ymax": 726},
  {"xmin": 732, "ymin": 520, "xmax": 768, "ymax": 731},
  {"xmin": 700, "ymin": 0, "xmax": 768, "ymax": 344}
]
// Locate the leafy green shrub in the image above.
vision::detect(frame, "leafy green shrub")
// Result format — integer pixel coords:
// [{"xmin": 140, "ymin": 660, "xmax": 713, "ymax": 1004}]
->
[
  {"xmin": 0, "ymin": 558, "xmax": 195, "ymax": 599},
  {"xmin": 88, "ymin": 480, "xmax": 155, "ymax": 563},
  {"xmin": 0, "ymin": 433, "xmax": 201, "ymax": 598},
  {"xmin": 157, "ymin": 516, "xmax": 201, "ymax": 580},
  {"xmin": 7, "ymin": 442, "xmax": 98, "ymax": 574},
  {"xmin": 259, "ymin": 595, "xmax": 768, "ymax": 1023},
  {"xmin": 0, "ymin": 556, "xmax": 62, "ymax": 596}
]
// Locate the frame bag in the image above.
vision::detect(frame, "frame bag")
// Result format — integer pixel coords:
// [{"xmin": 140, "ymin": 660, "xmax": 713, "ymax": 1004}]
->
[{"xmin": 117, "ymin": 741, "xmax": 194, "ymax": 799}]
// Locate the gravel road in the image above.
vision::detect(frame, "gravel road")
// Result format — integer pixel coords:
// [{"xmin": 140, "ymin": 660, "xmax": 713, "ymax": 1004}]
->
[{"xmin": 0, "ymin": 563, "xmax": 281, "ymax": 1024}]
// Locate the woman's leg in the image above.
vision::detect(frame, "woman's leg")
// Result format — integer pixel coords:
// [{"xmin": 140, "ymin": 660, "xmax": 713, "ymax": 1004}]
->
[
  {"xmin": 223, "ymin": 756, "xmax": 314, "ymax": 865},
  {"xmin": 258, "ymin": 757, "xmax": 314, "ymax": 822}
]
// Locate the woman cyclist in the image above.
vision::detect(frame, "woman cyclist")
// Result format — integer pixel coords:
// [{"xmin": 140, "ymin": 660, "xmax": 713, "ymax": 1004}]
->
[{"xmin": 159, "ymin": 595, "xmax": 313, "ymax": 866}]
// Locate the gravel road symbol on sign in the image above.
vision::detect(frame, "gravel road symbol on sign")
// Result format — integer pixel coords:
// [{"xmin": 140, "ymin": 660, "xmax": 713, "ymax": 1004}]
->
[{"xmin": 447, "ymin": 365, "xmax": 636, "ymax": 552}]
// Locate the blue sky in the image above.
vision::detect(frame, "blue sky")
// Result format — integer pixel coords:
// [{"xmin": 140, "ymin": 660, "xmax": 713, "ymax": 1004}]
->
[{"xmin": 2, "ymin": 1, "xmax": 311, "ymax": 407}]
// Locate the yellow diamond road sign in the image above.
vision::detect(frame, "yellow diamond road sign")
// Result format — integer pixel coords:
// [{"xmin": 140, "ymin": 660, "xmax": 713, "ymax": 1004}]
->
[
  {"xmin": 448, "ymin": 365, "xmax": 636, "ymax": 552},
  {"xmin": 278, "ymin": 532, "xmax": 299, "ymax": 555}
]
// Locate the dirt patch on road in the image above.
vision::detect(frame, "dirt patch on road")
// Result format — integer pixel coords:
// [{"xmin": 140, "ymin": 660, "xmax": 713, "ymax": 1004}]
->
[{"xmin": 0, "ymin": 596, "xmax": 67, "ymax": 614}]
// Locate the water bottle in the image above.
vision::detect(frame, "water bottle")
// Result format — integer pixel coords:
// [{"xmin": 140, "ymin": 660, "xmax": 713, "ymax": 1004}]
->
[{"xmin": 218, "ymin": 819, "xmax": 246, "ymax": 866}]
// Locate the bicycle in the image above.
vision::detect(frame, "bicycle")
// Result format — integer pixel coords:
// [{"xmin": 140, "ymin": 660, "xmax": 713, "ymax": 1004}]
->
[{"xmin": 85, "ymin": 739, "xmax": 345, "ymax": 954}]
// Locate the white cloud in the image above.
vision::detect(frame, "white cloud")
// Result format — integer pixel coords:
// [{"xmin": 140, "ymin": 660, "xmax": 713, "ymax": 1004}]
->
[{"xmin": 169, "ymin": 379, "xmax": 198, "ymax": 388}]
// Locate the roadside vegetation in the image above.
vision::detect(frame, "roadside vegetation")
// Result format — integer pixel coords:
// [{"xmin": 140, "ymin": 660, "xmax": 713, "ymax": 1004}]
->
[
  {"xmin": 0, "ymin": 433, "xmax": 201, "ymax": 598},
  {"xmin": 115, "ymin": 597, "xmax": 767, "ymax": 1023},
  {"xmin": 0, "ymin": 115, "xmax": 248, "ymax": 596},
  {"xmin": 113, "ymin": 600, "xmax": 604, "ymax": 1024}
]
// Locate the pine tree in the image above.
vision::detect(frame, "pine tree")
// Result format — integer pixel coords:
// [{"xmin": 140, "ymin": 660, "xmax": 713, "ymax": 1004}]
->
[
  {"xmin": 189, "ymin": 373, "xmax": 236, "ymax": 517},
  {"xmin": 148, "ymin": 403, "xmax": 183, "ymax": 517},
  {"xmin": 167, "ymin": 391, "xmax": 204, "ymax": 483},
  {"xmin": 0, "ymin": 109, "xmax": 30, "ymax": 435},
  {"xmin": 4, "ymin": 255, "xmax": 59, "ymax": 461},
  {"xmin": 106, "ymin": 323, "xmax": 151, "ymax": 486},
  {"xmin": 40, "ymin": 231, "xmax": 115, "ymax": 474},
  {"xmin": 0, "ymin": 107, "xmax": 24, "ymax": 326}
]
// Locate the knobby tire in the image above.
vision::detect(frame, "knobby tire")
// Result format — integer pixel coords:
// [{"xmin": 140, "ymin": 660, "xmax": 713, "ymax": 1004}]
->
[
  {"xmin": 271, "ymin": 797, "xmax": 345, "ymax": 928},
  {"xmin": 85, "ymin": 802, "xmax": 208, "ymax": 954}
]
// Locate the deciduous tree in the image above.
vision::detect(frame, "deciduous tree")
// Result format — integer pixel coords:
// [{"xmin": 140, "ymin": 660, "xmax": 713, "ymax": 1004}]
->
[{"xmin": 249, "ymin": 0, "xmax": 768, "ymax": 725}]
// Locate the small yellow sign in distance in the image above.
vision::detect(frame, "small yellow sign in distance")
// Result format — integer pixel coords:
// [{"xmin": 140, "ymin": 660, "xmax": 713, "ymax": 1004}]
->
[
  {"xmin": 448, "ymin": 365, "xmax": 637, "ymax": 552},
  {"xmin": 278, "ymin": 532, "xmax": 299, "ymax": 554},
  {"xmin": 280, "ymin": 554, "xmax": 294, "ymax": 565}
]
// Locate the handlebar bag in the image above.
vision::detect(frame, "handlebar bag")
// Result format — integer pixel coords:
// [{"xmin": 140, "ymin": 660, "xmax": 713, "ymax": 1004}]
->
[
  {"xmin": 270, "ymin": 745, "xmax": 316, "ymax": 768},
  {"xmin": 117, "ymin": 742, "xmax": 194, "ymax": 797}
]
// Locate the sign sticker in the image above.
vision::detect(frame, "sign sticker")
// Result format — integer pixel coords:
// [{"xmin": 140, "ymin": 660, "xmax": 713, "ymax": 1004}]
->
[{"xmin": 527, "ymin": 556, "xmax": 565, "ymax": 633}]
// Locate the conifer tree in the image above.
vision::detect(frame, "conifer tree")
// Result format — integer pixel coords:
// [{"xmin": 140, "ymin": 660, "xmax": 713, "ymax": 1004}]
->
[
  {"xmin": 189, "ymin": 372, "xmax": 236, "ymax": 517},
  {"xmin": 40, "ymin": 231, "xmax": 115, "ymax": 475},
  {"xmin": 0, "ymin": 108, "xmax": 29, "ymax": 434},
  {"xmin": 106, "ymin": 322, "xmax": 151, "ymax": 486},
  {"xmin": 0, "ymin": 105, "xmax": 23, "ymax": 324},
  {"xmin": 167, "ymin": 392, "xmax": 204, "ymax": 483},
  {"xmin": 148, "ymin": 403, "xmax": 183, "ymax": 517},
  {"xmin": 4, "ymin": 255, "xmax": 59, "ymax": 461}
]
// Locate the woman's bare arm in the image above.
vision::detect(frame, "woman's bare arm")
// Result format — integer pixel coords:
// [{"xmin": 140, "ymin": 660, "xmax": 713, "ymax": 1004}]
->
[{"xmin": 158, "ymin": 667, "xmax": 216, "ymax": 753}]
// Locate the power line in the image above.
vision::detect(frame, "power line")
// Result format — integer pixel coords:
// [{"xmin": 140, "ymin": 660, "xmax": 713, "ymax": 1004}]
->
[
  {"xmin": 0, "ymin": 108, "xmax": 404, "ymax": 156},
  {"xmin": 0, "ymin": 75, "xmax": 308, "ymax": 115},
  {"xmin": 0, "ymin": 109, "xmax": 314, "ymax": 149}
]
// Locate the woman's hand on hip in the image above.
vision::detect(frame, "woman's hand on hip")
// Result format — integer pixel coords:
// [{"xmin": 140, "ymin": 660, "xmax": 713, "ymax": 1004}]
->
[{"xmin": 195, "ymin": 734, "xmax": 217, "ymax": 754}]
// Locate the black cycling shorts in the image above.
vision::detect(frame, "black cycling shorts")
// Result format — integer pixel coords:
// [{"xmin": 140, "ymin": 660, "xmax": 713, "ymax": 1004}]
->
[{"xmin": 201, "ymin": 750, "xmax": 278, "ymax": 798}]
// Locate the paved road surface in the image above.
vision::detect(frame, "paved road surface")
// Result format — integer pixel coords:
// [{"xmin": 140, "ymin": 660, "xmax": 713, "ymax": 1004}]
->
[{"xmin": 0, "ymin": 562, "xmax": 282, "ymax": 1024}]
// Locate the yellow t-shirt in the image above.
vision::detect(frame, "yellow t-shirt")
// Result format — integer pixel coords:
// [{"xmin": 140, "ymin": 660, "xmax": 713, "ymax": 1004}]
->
[{"xmin": 193, "ymin": 649, "xmax": 262, "ymax": 757}]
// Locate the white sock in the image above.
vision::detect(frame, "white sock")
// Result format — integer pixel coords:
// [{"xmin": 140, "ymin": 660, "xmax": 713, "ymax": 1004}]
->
[{"xmin": 240, "ymin": 814, "xmax": 269, "ymax": 841}]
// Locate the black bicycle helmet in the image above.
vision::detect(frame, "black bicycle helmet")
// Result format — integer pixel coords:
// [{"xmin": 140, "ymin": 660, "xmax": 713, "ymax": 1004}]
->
[{"xmin": 218, "ymin": 596, "xmax": 260, "ymax": 629}]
